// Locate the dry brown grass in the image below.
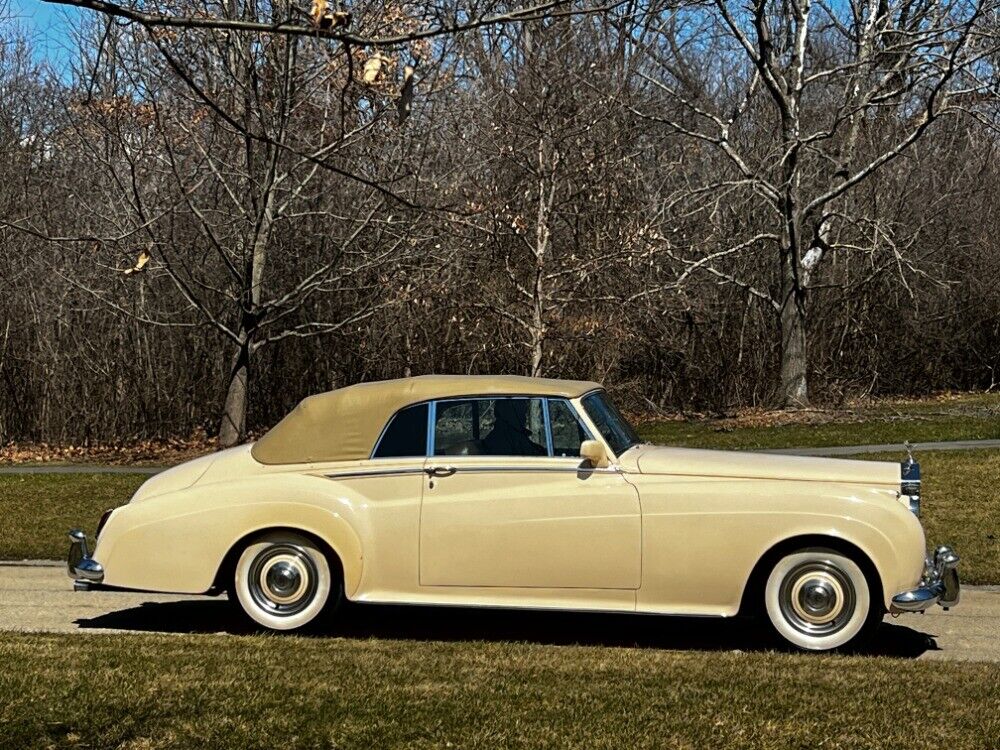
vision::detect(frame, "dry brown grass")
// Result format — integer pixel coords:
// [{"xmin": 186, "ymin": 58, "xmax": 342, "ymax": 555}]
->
[{"xmin": 0, "ymin": 631, "xmax": 997, "ymax": 749}]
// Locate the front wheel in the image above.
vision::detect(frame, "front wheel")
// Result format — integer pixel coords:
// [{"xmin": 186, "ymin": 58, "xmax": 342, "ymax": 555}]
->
[
  {"xmin": 764, "ymin": 548, "xmax": 881, "ymax": 652},
  {"xmin": 232, "ymin": 531, "xmax": 341, "ymax": 631}
]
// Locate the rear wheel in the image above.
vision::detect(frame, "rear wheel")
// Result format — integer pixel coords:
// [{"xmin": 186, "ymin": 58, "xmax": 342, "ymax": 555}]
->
[
  {"xmin": 232, "ymin": 531, "xmax": 341, "ymax": 631},
  {"xmin": 764, "ymin": 548, "xmax": 881, "ymax": 652}
]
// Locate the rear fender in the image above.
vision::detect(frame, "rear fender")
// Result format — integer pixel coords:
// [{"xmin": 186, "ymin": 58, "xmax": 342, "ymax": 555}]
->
[{"xmin": 94, "ymin": 474, "xmax": 366, "ymax": 596}]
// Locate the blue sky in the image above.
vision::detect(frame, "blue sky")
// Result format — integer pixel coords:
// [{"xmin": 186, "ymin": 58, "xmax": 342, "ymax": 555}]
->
[{"xmin": 9, "ymin": 0, "xmax": 82, "ymax": 69}]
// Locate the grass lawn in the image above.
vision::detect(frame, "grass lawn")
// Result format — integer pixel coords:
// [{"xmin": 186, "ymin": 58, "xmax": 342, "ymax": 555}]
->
[
  {"xmin": 639, "ymin": 415, "xmax": 1000, "ymax": 450},
  {"xmin": 0, "ymin": 632, "xmax": 997, "ymax": 749},
  {"xmin": 636, "ymin": 391, "xmax": 1000, "ymax": 450},
  {"xmin": 864, "ymin": 450, "xmax": 999, "ymax": 586},
  {"xmin": 0, "ymin": 474, "xmax": 147, "ymax": 560}
]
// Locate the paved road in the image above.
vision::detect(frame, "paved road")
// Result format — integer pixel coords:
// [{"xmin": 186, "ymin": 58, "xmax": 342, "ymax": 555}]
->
[{"xmin": 2, "ymin": 563, "xmax": 997, "ymax": 660}]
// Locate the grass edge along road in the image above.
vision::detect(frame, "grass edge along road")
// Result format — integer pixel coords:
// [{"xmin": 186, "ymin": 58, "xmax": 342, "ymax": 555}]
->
[{"xmin": 1, "ymin": 631, "xmax": 999, "ymax": 750}]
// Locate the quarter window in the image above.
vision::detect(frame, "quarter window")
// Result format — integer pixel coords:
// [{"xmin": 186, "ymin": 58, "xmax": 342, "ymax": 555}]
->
[
  {"xmin": 434, "ymin": 398, "xmax": 547, "ymax": 457},
  {"xmin": 372, "ymin": 403, "xmax": 429, "ymax": 458},
  {"xmin": 547, "ymin": 399, "xmax": 589, "ymax": 457}
]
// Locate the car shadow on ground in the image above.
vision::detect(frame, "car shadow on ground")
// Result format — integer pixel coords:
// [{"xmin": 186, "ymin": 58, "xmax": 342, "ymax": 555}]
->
[{"xmin": 74, "ymin": 597, "xmax": 940, "ymax": 658}]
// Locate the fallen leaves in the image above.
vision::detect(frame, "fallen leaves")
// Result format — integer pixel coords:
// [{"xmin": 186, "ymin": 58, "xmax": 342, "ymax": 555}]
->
[{"xmin": 0, "ymin": 431, "xmax": 222, "ymax": 466}]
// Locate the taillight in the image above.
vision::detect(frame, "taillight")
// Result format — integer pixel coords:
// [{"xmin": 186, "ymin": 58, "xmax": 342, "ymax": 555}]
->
[{"xmin": 96, "ymin": 508, "xmax": 114, "ymax": 538}]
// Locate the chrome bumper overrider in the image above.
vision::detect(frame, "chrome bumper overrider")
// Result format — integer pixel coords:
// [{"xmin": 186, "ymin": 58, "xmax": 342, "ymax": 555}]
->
[
  {"xmin": 67, "ymin": 529, "xmax": 104, "ymax": 591},
  {"xmin": 891, "ymin": 546, "xmax": 960, "ymax": 613}
]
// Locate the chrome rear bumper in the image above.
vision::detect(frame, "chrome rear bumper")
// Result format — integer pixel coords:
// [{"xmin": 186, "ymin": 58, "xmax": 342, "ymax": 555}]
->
[
  {"xmin": 891, "ymin": 545, "xmax": 960, "ymax": 613},
  {"xmin": 67, "ymin": 529, "xmax": 104, "ymax": 591}
]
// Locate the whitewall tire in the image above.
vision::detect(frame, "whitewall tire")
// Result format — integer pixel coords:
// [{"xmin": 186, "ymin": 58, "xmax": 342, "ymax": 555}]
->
[
  {"xmin": 233, "ymin": 531, "xmax": 339, "ymax": 631},
  {"xmin": 764, "ymin": 548, "xmax": 879, "ymax": 652}
]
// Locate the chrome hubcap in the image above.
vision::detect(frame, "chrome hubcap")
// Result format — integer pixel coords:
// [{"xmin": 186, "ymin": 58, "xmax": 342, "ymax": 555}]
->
[
  {"xmin": 265, "ymin": 561, "xmax": 303, "ymax": 601},
  {"xmin": 248, "ymin": 544, "xmax": 318, "ymax": 616},
  {"xmin": 779, "ymin": 561, "xmax": 855, "ymax": 635}
]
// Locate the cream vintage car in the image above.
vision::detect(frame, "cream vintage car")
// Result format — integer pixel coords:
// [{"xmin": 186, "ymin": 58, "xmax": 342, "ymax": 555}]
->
[{"xmin": 68, "ymin": 375, "xmax": 960, "ymax": 651}]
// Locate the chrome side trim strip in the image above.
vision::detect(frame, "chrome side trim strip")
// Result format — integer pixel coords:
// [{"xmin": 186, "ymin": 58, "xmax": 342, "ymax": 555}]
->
[
  {"xmin": 325, "ymin": 468, "xmax": 427, "ymax": 480},
  {"xmin": 327, "ymin": 465, "xmax": 621, "ymax": 479},
  {"xmin": 426, "ymin": 464, "xmax": 621, "ymax": 475}
]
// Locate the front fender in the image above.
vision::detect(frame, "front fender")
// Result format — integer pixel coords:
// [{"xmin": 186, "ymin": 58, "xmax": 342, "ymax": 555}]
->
[
  {"xmin": 94, "ymin": 474, "xmax": 366, "ymax": 596},
  {"xmin": 633, "ymin": 476, "xmax": 926, "ymax": 615}
]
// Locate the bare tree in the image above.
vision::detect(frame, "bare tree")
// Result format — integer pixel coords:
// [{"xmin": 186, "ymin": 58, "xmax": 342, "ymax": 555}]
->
[
  {"xmin": 5, "ymin": 0, "xmax": 1000, "ymax": 445},
  {"xmin": 450, "ymin": 14, "xmax": 652, "ymax": 375},
  {"xmin": 637, "ymin": 0, "xmax": 994, "ymax": 405}
]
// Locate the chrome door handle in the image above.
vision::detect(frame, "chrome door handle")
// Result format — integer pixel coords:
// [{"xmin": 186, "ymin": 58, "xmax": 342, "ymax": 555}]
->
[{"xmin": 425, "ymin": 466, "xmax": 457, "ymax": 478}]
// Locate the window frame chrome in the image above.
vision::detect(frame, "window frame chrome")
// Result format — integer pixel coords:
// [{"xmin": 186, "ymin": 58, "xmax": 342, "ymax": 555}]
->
[
  {"xmin": 369, "ymin": 394, "xmax": 600, "ymax": 461},
  {"xmin": 541, "ymin": 398, "xmax": 554, "ymax": 456},
  {"xmin": 545, "ymin": 397, "xmax": 595, "ymax": 457}
]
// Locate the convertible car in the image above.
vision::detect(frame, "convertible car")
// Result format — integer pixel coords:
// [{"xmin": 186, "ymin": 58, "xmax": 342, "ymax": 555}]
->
[{"xmin": 68, "ymin": 375, "xmax": 959, "ymax": 651}]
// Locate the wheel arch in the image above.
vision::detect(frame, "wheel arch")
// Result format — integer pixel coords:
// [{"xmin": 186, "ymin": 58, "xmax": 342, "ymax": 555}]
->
[
  {"xmin": 738, "ymin": 533, "xmax": 886, "ymax": 616},
  {"xmin": 212, "ymin": 525, "xmax": 348, "ymax": 596}
]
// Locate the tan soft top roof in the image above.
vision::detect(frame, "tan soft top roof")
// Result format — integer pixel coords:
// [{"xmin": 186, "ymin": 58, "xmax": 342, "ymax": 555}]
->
[{"xmin": 251, "ymin": 375, "xmax": 602, "ymax": 465}]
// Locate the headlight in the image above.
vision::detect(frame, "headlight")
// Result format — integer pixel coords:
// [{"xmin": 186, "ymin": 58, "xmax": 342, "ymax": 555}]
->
[{"xmin": 901, "ymin": 458, "xmax": 921, "ymax": 517}]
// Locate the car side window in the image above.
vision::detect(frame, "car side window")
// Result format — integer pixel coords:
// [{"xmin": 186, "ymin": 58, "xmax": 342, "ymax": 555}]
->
[
  {"xmin": 547, "ymin": 399, "xmax": 589, "ymax": 457},
  {"xmin": 372, "ymin": 403, "xmax": 429, "ymax": 458},
  {"xmin": 434, "ymin": 398, "xmax": 548, "ymax": 457}
]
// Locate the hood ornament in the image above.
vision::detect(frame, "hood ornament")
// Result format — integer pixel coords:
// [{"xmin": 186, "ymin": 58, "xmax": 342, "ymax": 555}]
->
[{"xmin": 904, "ymin": 440, "xmax": 915, "ymax": 466}]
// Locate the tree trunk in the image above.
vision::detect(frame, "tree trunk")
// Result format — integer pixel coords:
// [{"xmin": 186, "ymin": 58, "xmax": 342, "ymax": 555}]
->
[
  {"xmin": 529, "ymin": 137, "xmax": 556, "ymax": 378},
  {"xmin": 529, "ymin": 324, "xmax": 544, "ymax": 377},
  {"xmin": 779, "ymin": 286, "xmax": 809, "ymax": 407},
  {"xmin": 219, "ymin": 340, "xmax": 250, "ymax": 448}
]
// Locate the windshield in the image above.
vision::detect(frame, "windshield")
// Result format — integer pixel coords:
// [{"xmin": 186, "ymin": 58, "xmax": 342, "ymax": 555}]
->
[{"xmin": 581, "ymin": 391, "xmax": 641, "ymax": 456}]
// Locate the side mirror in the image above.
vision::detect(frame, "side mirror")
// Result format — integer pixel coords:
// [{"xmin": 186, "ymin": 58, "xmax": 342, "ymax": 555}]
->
[{"xmin": 580, "ymin": 439, "xmax": 610, "ymax": 469}]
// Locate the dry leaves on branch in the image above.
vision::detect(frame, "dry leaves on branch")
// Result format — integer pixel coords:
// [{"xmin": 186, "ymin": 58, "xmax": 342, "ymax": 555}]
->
[
  {"xmin": 310, "ymin": 0, "xmax": 351, "ymax": 29},
  {"xmin": 363, "ymin": 53, "xmax": 390, "ymax": 84},
  {"xmin": 123, "ymin": 250, "xmax": 151, "ymax": 276}
]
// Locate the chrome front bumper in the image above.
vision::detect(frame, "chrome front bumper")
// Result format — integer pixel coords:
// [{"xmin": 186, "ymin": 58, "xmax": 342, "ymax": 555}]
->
[
  {"xmin": 891, "ymin": 545, "xmax": 960, "ymax": 613},
  {"xmin": 67, "ymin": 529, "xmax": 104, "ymax": 591}
]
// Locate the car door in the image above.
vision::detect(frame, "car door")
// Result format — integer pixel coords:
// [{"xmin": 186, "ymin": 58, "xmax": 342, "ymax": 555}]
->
[{"xmin": 419, "ymin": 397, "xmax": 641, "ymax": 590}]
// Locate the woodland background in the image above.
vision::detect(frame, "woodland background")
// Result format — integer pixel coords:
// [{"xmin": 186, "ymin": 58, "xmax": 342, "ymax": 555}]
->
[{"xmin": 2, "ymin": 0, "xmax": 999, "ymax": 446}]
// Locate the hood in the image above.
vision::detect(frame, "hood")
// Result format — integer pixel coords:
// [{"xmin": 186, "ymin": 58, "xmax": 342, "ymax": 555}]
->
[
  {"xmin": 627, "ymin": 445, "xmax": 900, "ymax": 486},
  {"xmin": 129, "ymin": 445, "xmax": 258, "ymax": 504}
]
